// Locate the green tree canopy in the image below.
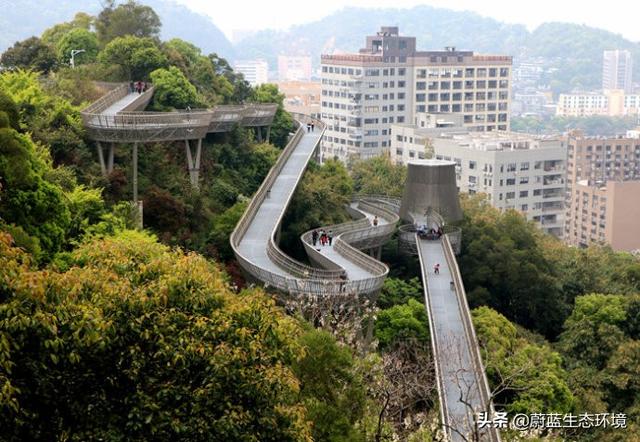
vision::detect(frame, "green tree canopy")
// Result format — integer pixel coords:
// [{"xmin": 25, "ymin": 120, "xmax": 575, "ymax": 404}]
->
[
  {"xmin": 473, "ymin": 306, "xmax": 574, "ymax": 414},
  {"xmin": 374, "ymin": 299, "xmax": 430, "ymax": 349},
  {"xmin": 252, "ymin": 83, "xmax": 294, "ymax": 148},
  {"xmin": 96, "ymin": 0, "xmax": 161, "ymax": 45},
  {"xmin": 99, "ymin": 35, "xmax": 167, "ymax": 80},
  {"xmin": 0, "ymin": 230, "xmax": 312, "ymax": 441},
  {"xmin": 149, "ymin": 66, "xmax": 199, "ymax": 109},
  {"xmin": 0, "ymin": 37, "xmax": 56, "ymax": 73},
  {"xmin": 55, "ymin": 28, "xmax": 99, "ymax": 66},
  {"xmin": 41, "ymin": 12, "xmax": 94, "ymax": 47},
  {"xmin": 351, "ymin": 156, "xmax": 407, "ymax": 197}
]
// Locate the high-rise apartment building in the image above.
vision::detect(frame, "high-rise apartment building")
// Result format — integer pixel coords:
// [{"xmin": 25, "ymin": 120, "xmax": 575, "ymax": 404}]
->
[
  {"xmin": 320, "ymin": 26, "xmax": 512, "ymax": 163},
  {"xmin": 564, "ymin": 131, "xmax": 640, "ymax": 251},
  {"xmin": 603, "ymin": 50, "xmax": 633, "ymax": 93},
  {"xmin": 234, "ymin": 59, "xmax": 269, "ymax": 86},
  {"xmin": 278, "ymin": 56, "xmax": 313, "ymax": 81}
]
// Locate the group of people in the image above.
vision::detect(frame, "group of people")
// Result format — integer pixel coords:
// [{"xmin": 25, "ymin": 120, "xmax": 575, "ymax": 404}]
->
[
  {"xmin": 306, "ymin": 122, "xmax": 315, "ymax": 132},
  {"xmin": 129, "ymin": 81, "xmax": 148, "ymax": 94},
  {"xmin": 417, "ymin": 224, "xmax": 443, "ymax": 239},
  {"xmin": 311, "ymin": 229, "xmax": 332, "ymax": 248}
]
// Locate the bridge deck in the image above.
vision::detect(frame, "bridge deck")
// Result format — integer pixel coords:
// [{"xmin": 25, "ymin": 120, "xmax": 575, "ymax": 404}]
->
[
  {"xmin": 418, "ymin": 238, "xmax": 494, "ymax": 442},
  {"xmin": 102, "ymin": 91, "xmax": 142, "ymax": 114}
]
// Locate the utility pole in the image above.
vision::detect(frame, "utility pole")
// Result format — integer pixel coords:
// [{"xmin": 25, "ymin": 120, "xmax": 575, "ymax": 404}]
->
[{"xmin": 70, "ymin": 49, "xmax": 86, "ymax": 69}]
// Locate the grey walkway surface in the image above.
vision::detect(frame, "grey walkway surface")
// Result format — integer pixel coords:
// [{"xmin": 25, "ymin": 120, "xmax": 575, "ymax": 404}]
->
[
  {"xmin": 102, "ymin": 92, "xmax": 143, "ymax": 115},
  {"xmin": 310, "ymin": 201, "xmax": 388, "ymax": 280},
  {"xmin": 419, "ymin": 238, "xmax": 487, "ymax": 442}
]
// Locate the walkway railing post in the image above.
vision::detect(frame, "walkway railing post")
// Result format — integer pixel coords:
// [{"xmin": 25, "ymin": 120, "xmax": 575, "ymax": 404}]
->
[{"xmin": 132, "ymin": 142, "xmax": 138, "ymax": 205}]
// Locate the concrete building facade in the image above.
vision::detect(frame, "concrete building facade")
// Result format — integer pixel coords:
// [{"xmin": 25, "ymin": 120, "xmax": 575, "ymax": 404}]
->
[
  {"xmin": 390, "ymin": 121, "xmax": 567, "ymax": 237},
  {"xmin": 603, "ymin": 50, "xmax": 633, "ymax": 94},
  {"xmin": 556, "ymin": 90, "xmax": 640, "ymax": 117},
  {"xmin": 565, "ymin": 132, "xmax": 640, "ymax": 251},
  {"xmin": 278, "ymin": 56, "xmax": 313, "ymax": 81},
  {"xmin": 234, "ymin": 59, "xmax": 268, "ymax": 86},
  {"xmin": 320, "ymin": 26, "xmax": 512, "ymax": 163}
]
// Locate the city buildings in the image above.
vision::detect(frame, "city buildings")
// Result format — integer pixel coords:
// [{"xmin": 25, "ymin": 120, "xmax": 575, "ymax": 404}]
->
[
  {"xmin": 275, "ymin": 80, "xmax": 321, "ymax": 117},
  {"xmin": 233, "ymin": 59, "xmax": 268, "ymax": 86},
  {"xmin": 556, "ymin": 90, "xmax": 640, "ymax": 117},
  {"xmin": 564, "ymin": 131, "xmax": 640, "ymax": 251},
  {"xmin": 278, "ymin": 56, "xmax": 313, "ymax": 81},
  {"xmin": 603, "ymin": 50, "xmax": 633, "ymax": 93},
  {"xmin": 320, "ymin": 26, "xmax": 512, "ymax": 163},
  {"xmin": 390, "ymin": 115, "xmax": 566, "ymax": 237}
]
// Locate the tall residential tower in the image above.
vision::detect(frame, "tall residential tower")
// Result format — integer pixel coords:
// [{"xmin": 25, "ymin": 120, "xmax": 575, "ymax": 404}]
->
[
  {"xmin": 320, "ymin": 26, "xmax": 512, "ymax": 163},
  {"xmin": 602, "ymin": 50, "xmax": 633, "ymax": 93}
]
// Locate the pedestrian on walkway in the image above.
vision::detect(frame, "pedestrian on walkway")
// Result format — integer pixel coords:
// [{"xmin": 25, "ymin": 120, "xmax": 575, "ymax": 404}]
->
[
  {"xmin": 373, "ymin": 216, "xmax": 379, "ymax": 227},
  {"xmin": 306, "ymin": 123, "xmax": 311, "ymax": 132},
  {"xmin": 311, "ymin": 122, "xmax": 315, "ymax": 132},
  {"xmin": 129, "ymin": 81, "xmax": 135, "ymax": 93},
  {"xmin": 312, "ymin": 229, "xmax": 319, "ymax": 246},
  {"xmin": 328, "ymin": 231, "xmax": 333, "ymax": 246},
  {"xmin": 434, "ymin": 263, "xmax": 440, "ymax": 275}
]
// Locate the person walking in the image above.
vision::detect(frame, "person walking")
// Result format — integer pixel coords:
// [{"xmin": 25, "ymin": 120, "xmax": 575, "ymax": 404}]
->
[
  {"xmin": 312, "ymin": 229, "xmax": 319, "ymax": 246},
  {"xmin": 434, "ymin": 263, "xmax": 440, "ymax": 275},
  {"xmin": 373, "ymin": 216, "xmax": 379, "ymax": 227},
  {"xmin": 328, "ymin": 231, "xmax": 333, "ymax": 246},
  {"xmin": 311, "ymin": 122, "xmax": 315, "ymax": 132},
  {"xmin": 129, "ymin": 81, "xmax": 135, "ymax": 93},
  {"xmin": 306, "ymin": 123, "xmax": 311, "ymax": 133}
]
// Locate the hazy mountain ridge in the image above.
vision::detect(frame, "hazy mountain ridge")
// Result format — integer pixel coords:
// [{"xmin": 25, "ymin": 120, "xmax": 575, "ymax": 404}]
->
[
  {"xmin": 236, "ymin": 5, "xmax": 640, "ymax": 91},
  {"xmin": 0, "ymin": 0, "xmax": 234, "ymax": 57}
]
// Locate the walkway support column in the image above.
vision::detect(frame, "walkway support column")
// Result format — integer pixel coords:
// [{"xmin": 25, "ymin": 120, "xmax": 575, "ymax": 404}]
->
[
  {"xmin": 256, "ymin": 127, "xmax": 263, "ymax": 143},
  {"xmin": 107, "ymin": 144, "xmax": 115, "ymax": 174},
  {"xmin": 97, "ymin": 141, "xmax": 107, "ymax": 177},
  {"xmin": 265, "ymin": 125, "xmax": 271, "ymax": 143},
  {"xmin": 185, "ymin": 139, "xmax": 203, "ymax": 189},
  {"xmin": 132, "ymin": 142, "xmax": 138, "ymax": 204}
]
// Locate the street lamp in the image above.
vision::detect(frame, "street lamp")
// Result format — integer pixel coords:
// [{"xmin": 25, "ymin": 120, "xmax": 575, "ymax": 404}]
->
[{"xmin": 70, "ymin": 49, "xmax": 86, "ymax": 69}]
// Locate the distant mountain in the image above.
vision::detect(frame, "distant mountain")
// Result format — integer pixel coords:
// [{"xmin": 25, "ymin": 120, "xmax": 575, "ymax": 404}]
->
[
  {"xmin": 235, "ymin": 5, "xmax": 640, "ymax": 92},
  {"xmin": 0, "ymin": 0, "xmax": 234, "ymax": 57}
]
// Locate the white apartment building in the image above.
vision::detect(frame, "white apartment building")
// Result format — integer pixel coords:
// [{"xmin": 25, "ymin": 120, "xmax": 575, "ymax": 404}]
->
[
  {"xmin": 320, "ymin": 26, "xmax": 512, "ymax": 163},
  {"xmin": 556, "ymin": 90, "xmax": 640, "ymax": 117},
  {"xmin": 234, "ymin": 59, "xmax": 268, "ymax": 86},
  {"xmin": 278, "ymin": 56, "xmax": 313, "ymax": 81},
  {"xmin": 603, "ymin": 50, "xmax": 633, "ymax": 94},
  {"xmin": 391, "ymin": 124, "xmax": 567, "ymax": 237}
]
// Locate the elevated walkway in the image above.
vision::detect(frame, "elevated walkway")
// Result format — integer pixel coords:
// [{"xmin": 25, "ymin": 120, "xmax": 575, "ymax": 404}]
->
[
  {"xmin": 417, "ymin": 235, "xmax": 500, "ymax": 442},
  {"xmin": 231, "ymin": 116, "xmax": 398, "ymax": 296}
]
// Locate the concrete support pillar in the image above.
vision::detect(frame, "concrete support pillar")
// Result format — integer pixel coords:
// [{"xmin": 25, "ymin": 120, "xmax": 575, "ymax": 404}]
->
[
  {"xmin": 97, "ymin": 141, "xmax": 107, "ymax": 177},
  {"xmin": 107, "ymin": 144, "xmax": 115, "ymax": 174},
  {"xmin": 265, "ymin": 125, "xmax": 271, "ymax": 143},
  {"xmin": 256, "ymin": 126, "xmax": 263, "ymax": 143},
  {"xmin": 185, "ymin": 139, "xmax": 203, "ymax": 189},
  {"xmin": 132, "ymin": 142, "xmax": 138, "ymax": 204}
]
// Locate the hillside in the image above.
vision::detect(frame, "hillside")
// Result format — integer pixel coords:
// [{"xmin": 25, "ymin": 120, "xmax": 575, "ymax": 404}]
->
[
  {"xmin": 236, "ymin": 5, "xmax": 640, "ymax": 91},
  {"xmin": 0, "ymin": 0, "xmax": 234, "ymax": 57}
]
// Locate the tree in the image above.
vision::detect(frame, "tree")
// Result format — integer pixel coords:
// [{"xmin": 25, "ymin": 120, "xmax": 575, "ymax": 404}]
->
[
  {"xmin": 351, "ymin": 156, "xmax": 407, "ymax": 197},
  {"xmin": 0, "ymin": 230, "xmax": 313, "ymax": 441},
  {"xmin": 472, "ymin": 306, "xmax": 574, "ymax": 415},
  {"xmin": 55, "ymin": 28, "xmax": 99, "ymax": 66},
  {"xmin": 209, "ymin": 53, "xmax": 253, "ymax": 103},
  {"xmin": 208, "ymin": 200, "xmax": 248, "ymax": 260},
  {"xmin": 96, "ymin": 0, "xmax": 161, "ymax": 45},
  {"xmin": 294, "ymin": 328, "xmax": 367, "ymax": 442},
  {"xmin": 0, "ymin": 113, "xmax": 70, "ymax": 261},
  {"xmin": 374, "ymin": 299, "xmax": 430, "ymax": 350},
  {"xmin": 41, "ymin": 12, "xmax": 94, "ymax": 47},
  {"xmin": 252, "ymin": 83, "xmax": 294, "ymax": 148},
  {"xmin": 377, "ymin": 277, "xmax": 423, "ymax": 309},
  {"xmin": 149, "ymin": 66, "xmax": 199, "ymax": 109},
  {"xmin": 99, "ymin": 36, "xmax": 167, "ymax": 80},
  {"xmin": 0, "ymin": 37, "xmax": 56, "ymax": 73}
]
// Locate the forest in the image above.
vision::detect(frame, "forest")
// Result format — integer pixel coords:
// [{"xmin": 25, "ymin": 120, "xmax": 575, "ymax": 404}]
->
[{"xmin": 1, "ymin": 1, "xmax": 639, "ymax": 441}]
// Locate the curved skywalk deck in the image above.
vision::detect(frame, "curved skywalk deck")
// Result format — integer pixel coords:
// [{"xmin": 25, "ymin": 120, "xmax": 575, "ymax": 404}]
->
[{"xmin": 231, "ymin": 117, "xmax": 398, "ymax": 296}]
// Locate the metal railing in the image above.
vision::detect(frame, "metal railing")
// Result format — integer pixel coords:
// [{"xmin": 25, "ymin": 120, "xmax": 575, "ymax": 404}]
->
[
  {"xmin": 231, "ymin": 114, "xmax": 395, "ymax": 296},
  {"xmin": 441, "ymin": 234, "xmax": 501, "ymax": 442}
]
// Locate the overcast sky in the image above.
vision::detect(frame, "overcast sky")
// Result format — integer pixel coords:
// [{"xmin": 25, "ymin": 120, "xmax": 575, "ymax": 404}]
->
[{"xmin": 175, "ymin": 0, "xmax": 640, "ymax": 42}]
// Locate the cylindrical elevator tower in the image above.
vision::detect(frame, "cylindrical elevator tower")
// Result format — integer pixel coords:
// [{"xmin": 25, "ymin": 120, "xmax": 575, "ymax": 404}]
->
[{"xmin": 399, "ymin": 159, "xmax": 462, "ymax": 224}]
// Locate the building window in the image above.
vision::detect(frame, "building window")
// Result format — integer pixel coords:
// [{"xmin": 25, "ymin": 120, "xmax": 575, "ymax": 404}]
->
[
  {"xmin": 469, "ymin": 160, "xmax": 476, "ymax": 169},
  {"xmin": 519, "ymin": 191, "xmax": 528, "ymax": 198}
]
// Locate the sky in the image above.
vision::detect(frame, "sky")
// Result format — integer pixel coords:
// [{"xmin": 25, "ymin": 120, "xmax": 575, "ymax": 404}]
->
[{"xmin": 175, "ymin": 0, "xmax": 640, "ymax": 43}]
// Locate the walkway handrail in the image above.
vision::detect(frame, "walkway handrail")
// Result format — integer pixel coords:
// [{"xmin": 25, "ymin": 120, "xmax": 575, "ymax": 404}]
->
[
  {"xmin": 82, "ymin": 83, "xmax": 129, "ymax": 114},
  {"xmin": 416, "ymin": 234, "xmax": 450, "ymax": 440},
  {"xmin": 442, "ymin": 234, "xmax": 501, "ymax": 442}
]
